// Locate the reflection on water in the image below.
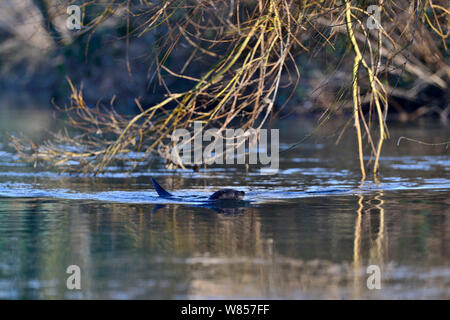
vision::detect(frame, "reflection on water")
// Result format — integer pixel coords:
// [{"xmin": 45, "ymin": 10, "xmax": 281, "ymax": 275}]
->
[
  {"xmin": 0, "ymin": 116, "xmax": 449, "ymax": 299},
  {"xmin": 0, "ymin": 190, "xmax": 448, "ymax": 299}
]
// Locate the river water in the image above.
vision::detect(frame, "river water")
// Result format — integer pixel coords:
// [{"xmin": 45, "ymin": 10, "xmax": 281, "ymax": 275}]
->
[{"xmin": 0, "ymin": 107, "xmax": 448, "ymax": 299}]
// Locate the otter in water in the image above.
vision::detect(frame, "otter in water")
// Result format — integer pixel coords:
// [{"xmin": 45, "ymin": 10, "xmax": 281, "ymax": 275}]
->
[{"xmin": 151, "ymin": 177, "xmax": 245, "ymax": 201}]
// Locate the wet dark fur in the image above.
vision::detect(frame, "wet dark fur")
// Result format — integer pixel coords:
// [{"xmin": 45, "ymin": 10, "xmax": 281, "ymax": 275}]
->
[{"xmin": 208, "ymin": 189, "xmax": 245, "ymax": 200}]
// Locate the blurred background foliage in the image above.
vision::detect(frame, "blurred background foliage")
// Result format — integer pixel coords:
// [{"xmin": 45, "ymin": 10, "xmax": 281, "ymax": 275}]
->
[
  {"xmin": 0, "ymin": 0, "xmax": 447, "ymax": 116},
  {"xmin": 0, "ymin": 0, "xmax": 448, "ymax": 173}
]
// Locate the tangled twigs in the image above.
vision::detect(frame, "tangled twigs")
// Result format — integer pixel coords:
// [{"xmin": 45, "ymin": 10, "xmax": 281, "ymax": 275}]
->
[
  {"xmin": 11, "ymin": 0, "xmax": 298, "ymax": 174},
  {"xmin": 8, "ymin": 0, "xmax": 449, "ymax": 176}
]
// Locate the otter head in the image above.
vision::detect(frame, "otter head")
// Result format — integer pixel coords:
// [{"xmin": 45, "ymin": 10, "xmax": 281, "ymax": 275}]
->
[{"xmin": 209, "ymin": 189, "xmax": 245, "ymax": 200}]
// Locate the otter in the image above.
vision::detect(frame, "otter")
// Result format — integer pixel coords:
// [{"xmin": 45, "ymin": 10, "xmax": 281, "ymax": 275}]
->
[
  {"xmin": 151, "ymin": 177, "xmax": 245, "ymax": 201},
  {"xmin": 208, "ymin": 189, "xmax": 245, "ymax": 200}
]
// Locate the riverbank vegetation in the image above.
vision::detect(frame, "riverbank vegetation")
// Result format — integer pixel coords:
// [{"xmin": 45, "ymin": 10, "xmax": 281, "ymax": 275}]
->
[{"xmin": 5, "ymin": 0, "xmax": 449, "ymax": 176}]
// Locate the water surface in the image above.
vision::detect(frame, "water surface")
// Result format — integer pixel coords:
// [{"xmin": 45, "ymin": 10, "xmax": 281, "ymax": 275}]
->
[{"xmin": 0, "ymin": 113, "xmax": 449, "ymax": 299}]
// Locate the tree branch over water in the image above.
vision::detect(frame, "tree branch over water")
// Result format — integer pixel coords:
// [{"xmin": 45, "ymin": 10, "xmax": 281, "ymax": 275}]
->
[{"xmin": 8, "ymin": 0, "xmax": 449, "ymax": 176}]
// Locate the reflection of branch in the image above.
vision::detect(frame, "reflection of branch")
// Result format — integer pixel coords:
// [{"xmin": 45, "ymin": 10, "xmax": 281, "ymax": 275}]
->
[
  {"xmin": 353, "ymin": 194, "xmax": 363, "ymax": 298},
  {"xmin": 374, "ymin": 191, "xmax": 386, "ymax": 268}
]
